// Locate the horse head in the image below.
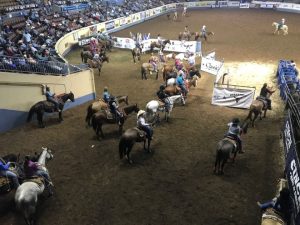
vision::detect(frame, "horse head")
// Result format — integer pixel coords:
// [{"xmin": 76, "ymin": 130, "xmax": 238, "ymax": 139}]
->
[{"xmin": 69, "ymin": 92, "xmax": 75, "ymax": 102}]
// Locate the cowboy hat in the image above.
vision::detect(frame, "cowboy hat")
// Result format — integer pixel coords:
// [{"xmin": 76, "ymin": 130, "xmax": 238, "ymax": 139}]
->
[{"xmin": 137, "ymin": 110, "xmax": 145, "ymax": 118}]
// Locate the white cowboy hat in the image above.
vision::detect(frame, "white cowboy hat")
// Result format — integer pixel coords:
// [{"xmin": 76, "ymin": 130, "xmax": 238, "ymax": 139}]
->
[
  {"xmin": 137, "ymin": 110, "xmax": 145, "ymax": 118},
  {"xmin": 203, "ymin": 25, "xmax": 206, "ymax": 28}
]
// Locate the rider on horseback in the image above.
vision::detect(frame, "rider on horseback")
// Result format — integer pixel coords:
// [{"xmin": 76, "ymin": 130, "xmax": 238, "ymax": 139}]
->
[
  {"xmin": 157, "ymin": 85, "xmax": 170, "ymax": 108},
  {"xmin": 278, "ymin": 18, "xmax": 285, "ymax": 30},
  {"xmin": 259, "ymin": 83, "xmax": 275, "ymax": 110},
  {"xmin": 109, "ymin": 96, "xmax": 123, "ymax": 125},
  {"xmin": 176, "ymin": 72, "xmax": 188, "ymax": 97},
  {"xmin": 45, "ymin": 86, "xmax": 61, "ymax": 112},
  {"xmin": 226, "ymin": 118, "xmax": 244, "ymax": 154},
  {"xmin": 201, "ymin": 25, "xmax": 207, "ymax": 37},
  {"xmin": 149, "ymin": 53, "xmax": 158, "ymax": 72},
  {"xmin": 0, "ymin": 160, "xmax": 20, "ymax": 189},
  {"xmin": 102, "ymin": 86, "xmax": 110, "ymax": 103},
  {"xmin": 24, "ymin": 155, "xmax": 53, "ymax": 187},
  {"xmin": 137, "ymin": 110, "xmax": 153, "ymax": 140}
]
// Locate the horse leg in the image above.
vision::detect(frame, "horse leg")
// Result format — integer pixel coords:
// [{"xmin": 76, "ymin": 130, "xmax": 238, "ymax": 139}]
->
[
  {"xmin": 118, "ymin": 125, "xmax": 123, "ymax": 135},
  {"xmin": 147, "ymin": 139, "xmax": 151, "ymax": 153},
  {"xmin": 156, "ymin": 71, "xmax": 158, "ymax": 80},
  {"xmin": 58, "ymin": 111, "xmax": 63, "ymax": 122},
  {"xmin": 220, "ymin": 158, "xmax": 227, "ymax": 175},
  {"xmin": 126, "ymin": 145, "xmax": 134, "ymax": 164},
  {"xmin": 214, "ymin": 152, "xmax": 220, "ymax": 174},
  {"xmin": 263, "ymin": 109, "xmax": 267, "ymax": 118},
  {"xmin": 37, "ymin": 112, "xmax": 45, "ymax": 128}
]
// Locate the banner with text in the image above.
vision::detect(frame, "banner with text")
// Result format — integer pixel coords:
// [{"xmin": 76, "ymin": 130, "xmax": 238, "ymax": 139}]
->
[
  {"xmin": 113, "ymin": 37, "xmax": 135, "ymax": 49},
  {"xmin": 141, "ymin": 39, "xmax": 199, "ymax": 53},
  {"xmin": 283, "ymin": 111, "xmax": 300, "ymax": 225},
  {"xmin": 212, "ymin": 84, "xmax": 255, "ymax": 108},
  {"xmin": 201, "ymin": 55, "xmax": 223, "ymax": 75}
]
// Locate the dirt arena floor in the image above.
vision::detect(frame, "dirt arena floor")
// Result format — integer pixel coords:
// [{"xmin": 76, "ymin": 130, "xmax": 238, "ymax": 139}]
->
[{"xmin": 1, "ymin": 8, "xmax": 300, "ymax": 225}]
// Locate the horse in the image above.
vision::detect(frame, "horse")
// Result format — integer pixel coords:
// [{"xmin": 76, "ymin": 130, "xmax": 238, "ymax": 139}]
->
[
  {"xmin": 164, "ymin": 85, "xmax": 185, "ymax": 97},
  {"xmin": 201, "ymin": 31, "xmax": 214, "ymax": 41},
  {"xmin": 91, "ymin": 104, "xmax": 139, "ymax": 139},
  {"xmin": 272, "ymin": 22, "xmax": 288, "ymax": 35},
  {"xmin": 162, "ymin": 64, "xmax": 176, "ymax": 82},
  {"xmin": 141, "ymin": 63, "xmax": 159, "ymax": 80},
  {"xmin": 85, "ymin": 95, "xmax": 129, "ymax": 126},
  {"xmin": 214, "ymin": 120, "xmax": 249, "ymax": 175},
  {"xmin": 87, "ymin": 55, "xmax": 109, "ymax": 76},
  {"xmin": 178, "ymin": 31, "xmax": 192, "ymax": 41},
  {"xmin": 167, "ymin": 76, "xmax": 199, "ymax": 91},
  {"xmin": 246, "ymin": 93, "xmax": 273, "ymax": 127},
  {"xmin": 80, "ymin": 50, "xmax": 93, "ymax": 63},
  {"xmin": 132, "ymin": 47, "xmax": 141, "ymax": 64},
  {"xmin": 15, "ymin": 147, "xmax": 54, "ymax": 225},
  {"xmin": 27, "ymin": 92, "xmax": 75, "ymax": 128},
  {"xmin": 119, "ymin": 127, "xmax": 152, "ymax": 164},
  {"xmin": 146, "ymin": 94, "xmax": 185, "ymax": 122},
  {"xmin": 150, "ymin": 39, "xmax": 171, "ymax": 52}
]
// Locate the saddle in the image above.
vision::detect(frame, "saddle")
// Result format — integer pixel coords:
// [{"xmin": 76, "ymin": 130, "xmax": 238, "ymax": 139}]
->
[
  {"xmin": 256, "ymin": 96, "xmax": 268, "ymax": 110},
  {"xmin": 24, "ymin": 176, "xmax": 45, "ymax": 187},
  {"xmin": 104, "ymin": 110, "xmax": 114, "ymax": 120},
  {"xmin": 134, "ymin": 127, "xmax": 147, "ymax": 140},
  {"xmin": 224, "ymin": 136, "xmax": 238, "ymax": 152},
  {"xmin": 0, "ymin": 177, "xmax": 11, "ymax": 194}
]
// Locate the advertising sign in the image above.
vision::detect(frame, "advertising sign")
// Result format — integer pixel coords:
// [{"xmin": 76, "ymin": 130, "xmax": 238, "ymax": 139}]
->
[
  {"xmin": 283, "ymin": 111, "xmax": 300, "ymax": 224},
  {"xmin": 212, "ymin": 85, "xmax": 255, "ymax": 108},
  {"xmin": 113, "ymin": 37, "xmax": 135, "ymax": 49},
  {"xmin": 201, "ymin": 56, "xmax": 223, "ymax": 75},
  {"xmin": 218, "ymin": 1, "xmax": 228, "ymax": 8},
  {"xmin": 239, "ymin": 3, "xmax": 250, "ymax": 8},
  {"xmin": 105, "ymin": 20, "xmax": 115, "ymax": 31}
]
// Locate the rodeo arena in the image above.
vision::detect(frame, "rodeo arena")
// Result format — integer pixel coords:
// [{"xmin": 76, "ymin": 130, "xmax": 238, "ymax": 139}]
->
[{"xmin": 2, "ymin": 0, "xmax": 300, "ymax": 225}]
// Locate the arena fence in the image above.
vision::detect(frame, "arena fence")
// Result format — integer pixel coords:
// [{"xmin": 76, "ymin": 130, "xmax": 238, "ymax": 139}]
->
[{"xmin": 0, "ymin": 56, "xmax": 85, "ymax": 76}]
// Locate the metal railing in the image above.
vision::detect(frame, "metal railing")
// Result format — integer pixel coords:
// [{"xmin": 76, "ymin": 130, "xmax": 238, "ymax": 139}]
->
[{"xmin": 0, "ymin": 55, "xmax": 86, "ymax": 76}]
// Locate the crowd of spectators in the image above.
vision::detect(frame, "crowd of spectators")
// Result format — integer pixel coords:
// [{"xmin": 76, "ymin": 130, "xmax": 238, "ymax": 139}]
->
[{"xmin": 0, "ymin": 0, "xmax": 183, "ymax": 75}]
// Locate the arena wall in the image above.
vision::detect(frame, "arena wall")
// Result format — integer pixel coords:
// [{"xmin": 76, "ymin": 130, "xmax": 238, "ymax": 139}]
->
[{"xmin": 0, "ymin": 69, "xmax": 95, "ymax": 132}]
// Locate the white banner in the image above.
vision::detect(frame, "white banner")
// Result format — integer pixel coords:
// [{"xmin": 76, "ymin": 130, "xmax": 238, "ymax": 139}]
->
[
  {"xmin": 218, "ymin": 1, "xmax": 228, "ymax": 8},
  {"xmin": 201, "ymin": 56, "xmax": 223, "ymax": 75},
  {"xmin": 142, "ymin": 39, "xmax": 198, "ymax": 53},
  {"xmin": 212, "ymin": 86, "xmax": 255, "ymax": 109},
  {"xmin": 239, "ymin": 3, "xmax": 250, "ymax": 8},
  {"xmin": 228, "ymin": 1, "xmax": 240, "ymax": 7},
  {"xmin": 114, "ymin": 37, "xmax": 136, "ymax": 49}
]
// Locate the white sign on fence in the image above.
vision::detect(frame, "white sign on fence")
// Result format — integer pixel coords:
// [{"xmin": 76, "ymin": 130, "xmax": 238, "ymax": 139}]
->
[
  {"xmin": 212, "ymin": 86, "xmax": 255, "ymax": 108},
  {"xmin": 239, "ymin": 3, "xmax": 250, "ymax": 8},
  {"xmin": 201, "ymin": 55, "xmax": 223, "ymax": 75},
  {"xmin": 114, "ymin": 37, "xmax": 136, "ymax": 49},
  {"xmin": 141, "ymin": 39, "xmax": 198, "ymax": 53}
]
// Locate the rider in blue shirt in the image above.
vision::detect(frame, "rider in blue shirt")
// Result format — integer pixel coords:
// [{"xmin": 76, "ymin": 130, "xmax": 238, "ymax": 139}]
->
[
  {"xmin": 226, "ymin": 118, "xmax": 244, "ymax": 153},
  {"xmin": 0, "ymin": 160, "xmax": 20, "ymax": 189},
  {"xmin": 176, "ymin": 73, "xmax": 187, "ymax": 96},
  {"xmin": 102, "ymin": 87, "xmax": 110, "ymax": 103},
  {"xmin": 45, "ymin": 87, "xmax": 61, "ymax": 112}
]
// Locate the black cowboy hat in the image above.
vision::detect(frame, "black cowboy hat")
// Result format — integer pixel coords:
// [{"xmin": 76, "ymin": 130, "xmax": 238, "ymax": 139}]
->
[{"xmin": 232, "ymin": 118, "xmax": 240, "ymax": 124}]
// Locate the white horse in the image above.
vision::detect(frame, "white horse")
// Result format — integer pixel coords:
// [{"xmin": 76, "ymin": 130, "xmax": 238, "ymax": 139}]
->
[
  {"xmin": 146, "ymin": 94, "xmax": 185, "ymax": 122},
  {"xmin": 167, "ymin": 75, "xmax": 199, "ymax": 89},
  {"xmin": 15, "ymin": 147, "xmax": 54, "ymax": 225},
  {"xmin": 272, "ymin": 22, "xmax": 288, "ymax": 35}
]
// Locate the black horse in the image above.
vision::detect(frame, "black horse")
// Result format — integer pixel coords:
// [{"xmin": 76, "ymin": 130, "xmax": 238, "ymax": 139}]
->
[
  {"xmin": 214, "ymin": 120, "xmax": 249, "ymax": 175},
  {"xmin": 27, "ymin": 92, "xmax": 75, "ymax": 128},
  {"xmin": 119, "ymin": 127, "xmax": 151, "ymax": 164},
  {"xmin": 150, "ymin": 39, "xmax": 171, "ymax": 52},
  {"xmin": 91, "ymin": 104, "xmax": 139, "ymax": 139},
  {"xmin": 131, "ymin": 47, "xmax": 141, "ymax": 64}
]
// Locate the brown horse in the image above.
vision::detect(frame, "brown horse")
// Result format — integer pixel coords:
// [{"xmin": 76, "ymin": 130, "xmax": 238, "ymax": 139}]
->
[
  {"xmin": 132, "ymin": 47, "xmax": 141, "ymax": 64},
  {"xmin": 201, "ymin": 31, "xmax": 214, "ymax": 41},
  {"xmin": 119, "ymin": 127, "xmax": 151, "ymax": 164},
  {"xmin": 178, "ymin": 31, "xmax": 192, "ymax": 41},
  {"xmin": 85, "ymin": 95, "xmax": 129, "ymax": 126},
  {"xmin": 91, "ymin": 104, "xmax": 139, "ymax": 139},
  {"xmin": 214, "ymin": 120, "xmax": 249, "ymax": 175},
  {"xmin": 246, "ymin": 96, "xmax": 271, "ymax": 127},
  {"xmin": 164, "ymin": 85, "xmax": 182, "ymax": 96},
  {"xmin": 80, "ymin": 50, "xmax": 93, "ymax": 63},
  {"xmin": 162, "ymin": 64, "xmax": 176, "ymax": 82},
  {"xmin": 141, "ymin": 63, "xmax": 159, "ymax": 80},
  {"xmin": 87, "ymin": 55, "xmax": 109, "ymax": 76}
]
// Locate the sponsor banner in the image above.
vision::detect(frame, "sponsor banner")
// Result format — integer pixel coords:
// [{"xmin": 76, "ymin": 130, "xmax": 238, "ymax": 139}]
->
[
  {"xmin": 105, "ymin": 20, "xmax": 115, "ymax": 31},
  {"xmin": 114, "ymin": 19, "xmax": 120, "ymax": 28},
  {"xmin": 167, "ymin": 3, "xmax": 176, "ymax": 10},
  {"xmin": 78, "ymin": 36, "xmax": 93, "ymax": 46},
  {"xmin": 201, "ymin": 56, "xmax": 223, "ymax": 75},
  {"xmin": 98, "ymin": 23, "xmax": 106, "ymax": 33},
  {"xmin": 146, "ymin": 10, "xmax": 150, "ymax": 18},
  {"xmin": 113, "ymin": 37, "xmax": 135, "ymax": 50},
  {"xmin": 161, "ymin": 5, "xmax": 167, "ymax": 12},
  {"xmin": 141, "ymin": 39, "xmax": 198, "ymax": 53},
  {"xmin": 212, "ymin": 85, "xmax": 255, "ymax": 108},
  {"xmin": 89, "ymin": 25, "xmax": 97, "ymax": 36},
  {"xmin": 194, "ymin": 1, "xmax": 216, "ymax": 7},
  {"xmin": 283, "ymin": 111, "xmax": 300, "ymax": 224},
  {"xmin": 73, "ymin": 32, "xmax": 79, "ymax": 41},
  {"xmin": 218, "ymin": 1, "xmax": 228, "ymax": 8},
  {"xmin": 119, "ymin": 17, "xmax": 127, "ymax": 26},
  {"xmin": 153, "ymin": 7, "xmax": 161, "ymax": 15},
  {"xmin": 140, "ymin": 11, "xmax": 146, "ymax": 20},
  {"xmin": 228, "ymin": 1, "xmax": 240, "ymax": 7},
  {"xmin": 126, "ymin": 16, "xmax": 131, "ymax": 24},
  {"xmin": 188, "ymin": 2, "xmax": 196, "ymax": 7},
  {"xmin": 131, "ymin": 13, "xmax": 140, "ymax": 22},
  {"xmin": 260, "ymin": 3, "xmax": 274, "ymax": 8},
  {"xmin": 239, "ymin": 3, "xmax": 250, "ymax": 8}
]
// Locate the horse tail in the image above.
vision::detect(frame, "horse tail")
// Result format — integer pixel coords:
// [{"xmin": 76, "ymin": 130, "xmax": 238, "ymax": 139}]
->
[
  {"xmin": 119, "ymin": 137, "xmax": 126, "ymax": 159},
  {"xmin": 85, "ymin": 104, "xmax": 93, "ymax": 126},
  {"xmin": 15, "ymin": 193, "xmax": 37, "ymax": 225},
  {"xmin": 27, "ymin": 105, "xmax": 36, "ymax": 122},
  {"xmin": 91, "ymin": 114, "xmax": 98, "ymax": 132}
]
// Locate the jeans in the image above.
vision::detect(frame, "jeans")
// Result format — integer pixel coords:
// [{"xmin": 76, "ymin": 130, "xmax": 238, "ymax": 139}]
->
[
  {"xmin": 178, "ymin": 84, "xmax": 188, "ymax": 96},
  {"xmin": 0, "ymin": 170, "xmax": 20, "ymax": 189},
  {"xmin": 36, "ymin": 170, "xmax": 51, "ymax": 185},
  {"xmin": 139, "ymin": 125, "xmax": 153, "ymax": 139},
  {"xmin": 259, "ymin": 200, "xmax": 276, "ymax": 210}
]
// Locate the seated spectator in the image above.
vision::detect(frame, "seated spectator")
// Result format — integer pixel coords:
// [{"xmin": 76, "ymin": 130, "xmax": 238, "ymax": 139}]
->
[{"xmin": 23, "ymin": 31, "xmax": 32, "ymax": 44}]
